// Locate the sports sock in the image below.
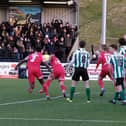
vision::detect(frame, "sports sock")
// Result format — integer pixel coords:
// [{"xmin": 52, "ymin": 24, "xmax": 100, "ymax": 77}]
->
[
  {"xmin": 98, "ymin": 79, "xmax": 104, "ymax": 90},
  {"xmin": 70, "ymin": 86, "xmax": 75, "ymax": 100},
  {"xmin": 86, "ymin": 88, "xmax": 91, "ymax": 101},
  {"xmin": 120, "ymin": 91, "xmax": 125, "ymax": 101},
  {"xmin": 46, "ymin": 80, "xmax": 51, "ymax": 88},
  {"xmin": 122, "ymin": 84, "xmax": 125, "ymax": 94},
  {"xmin": 43, "ymin": 84, "xmax": 49, "ymax": 97},
  {"xmin": 60, "ymin": 84, "xmax": 66, "ymax": 93},
  {"xmin": 113, "ymin": 92, "xmax": 119, "ymax": 101}
]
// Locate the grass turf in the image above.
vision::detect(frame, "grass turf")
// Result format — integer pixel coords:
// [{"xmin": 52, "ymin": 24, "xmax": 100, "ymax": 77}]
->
[
  {"xmin": 0, "ymin": 79, "xmax": 125, "ymax": 126},
  {"xmin": 79, "ymin": 0, "xmax": 126, "ymax": 49}
]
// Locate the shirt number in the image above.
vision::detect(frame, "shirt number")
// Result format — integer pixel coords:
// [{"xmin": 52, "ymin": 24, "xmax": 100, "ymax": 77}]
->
[
  {"xmin": 117, "ymin": 56, "xmax": 123, "ymax": 67},
  {"xmin": 30, "ymin": 54, "xmax": 38, "ymax": 62},
  {"xmin": 81, "ymin": 55, "xmax": 86, "ymax": 63}
]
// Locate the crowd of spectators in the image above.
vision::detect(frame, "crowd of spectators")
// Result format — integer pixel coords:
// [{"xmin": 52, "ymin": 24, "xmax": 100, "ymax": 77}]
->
[{"xmin": 0, "ymin": 19, "xmax": 78, "ymax": 62}]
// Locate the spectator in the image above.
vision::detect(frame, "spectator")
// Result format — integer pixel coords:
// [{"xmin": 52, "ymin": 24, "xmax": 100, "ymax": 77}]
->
[
  {"xmin": 0, "ymin": 19, "xmax": 78, "ymax": 62},
  {"xmin": 16, "ymin": 38, "xmax": 25, "ymax": 60},
  {"xmin": 0, "ymin": 42, "xmax": 6, "ymax": 57},
  {"xmin": 65, "ymin": 33, "xmax": 72, "ymax": 56},
  {"xmin": 58, "ymin": 36, "xmax": 66, "ymax": 61}
]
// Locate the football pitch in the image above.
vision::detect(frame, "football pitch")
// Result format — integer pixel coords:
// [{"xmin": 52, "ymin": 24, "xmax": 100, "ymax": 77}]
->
[{"xmin": 0, "ymin": 79, "xmax": 126, "ymax": 126}]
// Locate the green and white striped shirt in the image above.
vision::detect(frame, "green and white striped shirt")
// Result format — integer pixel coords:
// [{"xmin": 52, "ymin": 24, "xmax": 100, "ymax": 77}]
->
[
  {"xmin": 110, "ymin": 52, "xmax": 125, "ymax": 79},
  {"xmin": 119, "ymin": 46, "xmax": 126, "ymax": 55},
  {"xmin": 70, "ymin": 48, "xmax": 90, "ymax": 68}
]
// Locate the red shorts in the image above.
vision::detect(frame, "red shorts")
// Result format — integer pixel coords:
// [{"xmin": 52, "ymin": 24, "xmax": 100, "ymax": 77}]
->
[
  {"xmin": 53, "ymin": 66, "xmax": 65, "ymax": 81},
  {"xmin": 100, "ymin": 64, "xmax": 113, "ymax": 80},
  {"xmin": 27, "ymin": 68, "xmax": 43, "ymax": 84}
]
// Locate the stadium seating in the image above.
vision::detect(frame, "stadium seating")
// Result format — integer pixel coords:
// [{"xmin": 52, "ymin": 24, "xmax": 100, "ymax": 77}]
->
[{"xmin": 0, "ymin": 19, "xmax": 78, "ymax": 62}]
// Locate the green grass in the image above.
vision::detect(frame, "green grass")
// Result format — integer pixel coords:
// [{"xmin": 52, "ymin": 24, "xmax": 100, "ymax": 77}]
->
[
  {"xmin": 79, "ymin": 0, "xmax": 126, "ymax": 48},
  {"xmin": 0, "ymin": 79, "xmax": 125, "ymax": 126}
]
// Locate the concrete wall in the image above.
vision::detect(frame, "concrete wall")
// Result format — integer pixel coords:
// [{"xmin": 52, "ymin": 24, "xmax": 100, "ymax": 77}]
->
[
  {"xmin": 0, "ymin": 6, "xmax": 76, "ymax": 25},
  {"xmin": 41, "ymin": 7, "xmax": 75, "ymax": 24}
]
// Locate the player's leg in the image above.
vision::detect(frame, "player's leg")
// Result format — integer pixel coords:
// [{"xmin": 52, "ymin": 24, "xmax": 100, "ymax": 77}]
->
[
  {"xmin": 67, "ymin": 80, "xmax": 77, "ymax": 102},
  {"xmin": 108, "ymin": 73, "xmax": 118, "ymax": 93},
  {"xmin": 110, "ymin": 85, "xmax": 120, "ymax": 104},
  {"xmin": 110, "ymin": 78, "xmax": 126, "ymax": 104},
  {"xmin": 67, "ymin": 68, "xmax": 79, "ymax": 102},
  {"xmin": 59, "ymin": 80, "xmax": 66, "ymax": 98},
  {"xmin": 108, "ymin": 67, "xmax": 125, "ymax": 100},
  {"xmin": 84, "ymin": 80, "xmax": 91, "ymax": 103},
  {"xmin": 36, "ymin": 69, "xmax": 45, "ymax": 88},
  {"xmin": 38, "ymin": 78, "xmax": 50, "ymax": 100},
  {"xmin": 42, "ymin": 74, "xmax": 53, "ymax": 98},
  {"xmin": 108, "ymin": 64, "xmax": 122, "ymax": 100},
  {"xmin": 82, "ymin": 68, "xmax": 91, "ymax": 102},
  {"xmin": 58, "ymin": 69, "xmax": 66, "ymax": 98},
  {"xmin": 35, "ymin": 69, "xmax": 50, "ymax": 99},
  {"xmin": 28, "ymin": 71, "xmax": 35, "ymax": 94},
  {"xmin": 44, "ymin": 73, "xmax": 54, "ymax": 89},
  {"xmin": 28, "ymin": 77, "xmax": 35, "ymax": 93},
  {"xmin": 98, "ymin": 69, "xmax": 106, "ymax": 96}
]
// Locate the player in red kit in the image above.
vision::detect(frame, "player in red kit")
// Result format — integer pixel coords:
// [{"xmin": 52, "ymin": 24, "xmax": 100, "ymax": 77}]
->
[
  {"xmin": 95, "ymin": 45, "xmax": 114, "ymax": 96},
  {"xmin": 15, "ymin": 47, "xmax": 52, "ymax": 98},
  {"xmin": 41, "ymin": 54, "xmax": 67, "ymax": 98}
]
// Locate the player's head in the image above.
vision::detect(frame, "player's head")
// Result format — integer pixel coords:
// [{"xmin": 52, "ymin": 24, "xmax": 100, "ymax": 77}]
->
[
  {"xmin": 35, "ymin": 47, "xmax": 42, "ymax": 52},
  {"xmin": 101, "ymin": 44, "xmax": 108, "ymax": 51},
  {"xmin": 79, "ymin": 40, "xmax": 86, "ymax": 48},
  {"xmin": 49, "ymin": 54, "xmax": 55, "ymax": 63},
  {"xmin": 109, "ymin": 44, "xmax": 118, "ymax": 53},
  {"xmin": 118, "ymin": 37, "xmax": 126, "ymax": 46}
]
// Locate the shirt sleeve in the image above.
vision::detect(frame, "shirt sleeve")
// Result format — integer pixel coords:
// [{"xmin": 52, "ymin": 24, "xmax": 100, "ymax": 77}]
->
[
  {"xmin": 69, "ymin": 52, "xmax": 75, "ymax": 65},
  {"xmin": 24, "ymin": 56, "xmax": 29, "ymax": 61},
  {"xmin": 96, "ymin": 54, "xmax": 102, "ymax": 69}
]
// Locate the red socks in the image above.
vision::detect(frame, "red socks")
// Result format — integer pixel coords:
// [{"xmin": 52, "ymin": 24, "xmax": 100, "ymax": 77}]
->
[
  {"xmin": 60, "ymin": 84, "xmax": 66, "ymax": 93},
  {"xmin": 98, "ymin": 79, "xmax": 104, "ymax": 89},
  {"xmin": 43, "ymin": 84, "xmax": 49, "ymax": 97},
  {"xmin": 46, "ymin": 80, "xmax": 51, "ymax": 87},
  {"xmin": 42, "ymin": 80, "xmax": 51, "ymax": 97}
]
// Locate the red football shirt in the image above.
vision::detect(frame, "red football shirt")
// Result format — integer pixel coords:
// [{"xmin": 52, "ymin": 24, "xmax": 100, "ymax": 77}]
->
[
  {"xmin": 26, "ymin": 52, "xmax": 43, "ymax": 69},
  {"xmin": 49, "ymin": 55, "xmax": 62, "ymax": 69},
  {"xmin": 96, "ymin": 51, "xmax": 111, "ymax": 69}
]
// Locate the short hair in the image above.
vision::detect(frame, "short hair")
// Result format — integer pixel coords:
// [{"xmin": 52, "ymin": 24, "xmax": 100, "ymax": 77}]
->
[
  {"xmin": 118, "ymin": 37, "xmax": 126, "ymax": 46},
  {"xmin": 101, "ymin": 44, "xmax": 108, "ymax": 51},
  {"xmin": 109, "ymin": 44, "xmax": 118, "ymax": 50},
  {"xmin": 79, "ymin": 40, "xmax": 86, "ymax": 48},
  {"xmin": 35, "ymin": 47, "xmax": 41, "ymax": 52}
]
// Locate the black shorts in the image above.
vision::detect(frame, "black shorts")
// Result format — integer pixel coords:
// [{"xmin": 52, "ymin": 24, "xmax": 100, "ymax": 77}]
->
[
  {"xmin": 72, "ymin": 68, "xmax": 89, "ymax": 81},
  {"xmin": 115, "ymin": 78, "xmax": 124, "ymax": 86}
]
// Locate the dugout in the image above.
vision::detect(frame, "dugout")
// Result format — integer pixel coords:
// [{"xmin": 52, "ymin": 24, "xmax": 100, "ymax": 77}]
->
[{"xmin": 0, "ymin": 0, "xmax": 79, "ymax": 25}]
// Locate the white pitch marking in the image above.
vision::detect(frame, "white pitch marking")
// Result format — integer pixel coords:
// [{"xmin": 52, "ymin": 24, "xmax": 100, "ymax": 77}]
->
[
  {"xmin": 0, "ymin": 117, "xmax": 125, "ymax": 124},
  {"xmin": 0, "ymin": 92, "xmax": 80, "ymax": 106}
]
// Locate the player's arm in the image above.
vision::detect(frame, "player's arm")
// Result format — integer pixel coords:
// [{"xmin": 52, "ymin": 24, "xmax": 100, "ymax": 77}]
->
[
  {"xmin": 108, "ymin": 56, "xmax": 113, "ymax": 77},
  {"xmin": 95, "ymin": 55, "xmax": 102, "ymax": 71},
  {"xmin": 15, "ymin": 58, "xmax": 28, "ymax": 70},
  {"xmin": 42, "ymin": 61, "xmax": 52, "ymax": 73},
  {"xmin": 88, "ymin": 52, "xmax": 92, "ymax": 64},
  {"xmin": 118, "ymin": 47, "xmax": 123, "ymax": 55},
  {"xmin": 68, "ymin": 52, "xmax": 75, "ymax": 67}
]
